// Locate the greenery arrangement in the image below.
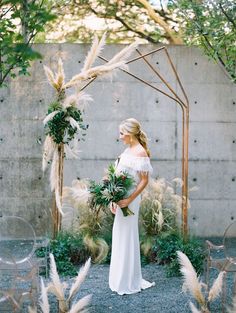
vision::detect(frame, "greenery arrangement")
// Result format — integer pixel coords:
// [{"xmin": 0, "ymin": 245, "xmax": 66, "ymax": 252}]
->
[
  {"xmin": 44, "ymin": 101, "xmax": 87, "ymax": 145},
  {"xmin": 89, "ymin": 164, "xmax": 134, "ymax": 217}
]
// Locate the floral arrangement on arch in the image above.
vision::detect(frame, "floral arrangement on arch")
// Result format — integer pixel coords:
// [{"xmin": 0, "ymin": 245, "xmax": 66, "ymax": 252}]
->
[{"xmin": 42, "ymin": 33, "xmax": 138, "ymax": 215}]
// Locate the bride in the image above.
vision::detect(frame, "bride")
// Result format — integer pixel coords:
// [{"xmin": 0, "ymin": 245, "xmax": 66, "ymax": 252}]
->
[{"xmin": 109, "ymin": 118, "xmax": 155, "ymax": 295}]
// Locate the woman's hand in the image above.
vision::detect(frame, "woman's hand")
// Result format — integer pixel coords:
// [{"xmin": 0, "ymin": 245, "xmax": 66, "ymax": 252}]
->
[
  {"xmin": 110, "ymin": 202, "xmax": 118, "ymax": 214},
  {"xmin": 117, "ymin": 198, "xmax": 132, "ymax": 208}
]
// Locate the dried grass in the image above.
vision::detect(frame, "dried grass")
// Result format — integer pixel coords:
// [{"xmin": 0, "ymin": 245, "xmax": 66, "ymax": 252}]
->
[
  {"xmin": 32, "ymin": 254, "xmax": 92, "ymax": 313},
  {"xmin": 208, "ymin": 271, "xmax": 224, "ymax": 302},
  {"xmin": 82, "ymin": 33, "xmax": 106, "ymax": 72},
  {"xmin": 39, "ymin": 278, "xmax": 50, "ymax": 313},
  {"xmin": 178, "ymin": 251, "xmax": 224, "ymax": 313},
  {"xmin": 42, "ymin": 135, "xmax": 56, "ymax": 172},
  {"xmin": 68, "ymin": 258, "xmax": 91, "ymax": 301}
]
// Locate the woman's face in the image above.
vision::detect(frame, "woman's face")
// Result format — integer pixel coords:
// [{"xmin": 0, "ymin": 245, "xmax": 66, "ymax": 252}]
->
[{"xmin": 119, "ymin": 127, "xmax": 131, "ymax": 145}]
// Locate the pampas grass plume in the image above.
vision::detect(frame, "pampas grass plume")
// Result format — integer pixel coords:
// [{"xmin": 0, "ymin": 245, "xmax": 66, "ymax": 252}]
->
[
  {"xmin": 208, "ymin": 271, "xmax": 224, "ymax": 302},
  {"xmin": 44, "ymin": 65, "xmax": 58, "ymax": 90},
  {"xmin": 40, "ymin": 278, "xmax": 50, "ymax": 313},
  {"xmin": 158, "ymin": 210, "xmax": 164, "ymax": 230},
  {"xmin": 42, "ymin": 135, "xmax": 56, "ymax": 172},
  {"xmin": 50, "ymin": 149, "xmax": 59, "ymax": 192},
  {"xmin": 56, "ymin": 58, "xmax": 65, "ymax": 90},
  {"xmin": 49, "ymin": 253, "xmax": 66, "ymax": 304},
  {"xmin": 107, "ymin": 41, "xmax": 138, "ymax": 66},
  {"xmin": 43, "ymin": 110, "xmax": 60, "ymax": 126},
  {"xmin": 68, "ymin": 258, "xmax": 91, "ymax": 301},
  {"xmin": 68, "ymin": 294, "xmax": 92, "ymax": 313},
  {"xmin": 82, "ymin": 33, "xmax": 106, "ymax": 72},
  {"xmin": 177, "ymin": 251, "xmax": 205, "ymax": 306},
  {"xmin": 189, "ymin": 302, "xmax": 202, "ymax": 313},
  {"xmin": 68, "ymin": 117, "xmax": 81, "ymax": 131}
]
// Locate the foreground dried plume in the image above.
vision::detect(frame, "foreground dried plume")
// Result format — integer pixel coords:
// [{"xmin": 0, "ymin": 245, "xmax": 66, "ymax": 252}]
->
[
  {"xmin": 35, "ymin": 253, "xmax": 91, "ymax": 313},
  {"xmin": 177, "ymin": 251, "xmax": 224, "ymax": 313}
]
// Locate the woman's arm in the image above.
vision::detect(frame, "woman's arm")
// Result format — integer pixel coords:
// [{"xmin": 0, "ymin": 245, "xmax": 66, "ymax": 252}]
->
[{"xmin": 117, "ymin": 172, "xmax": 149, "ymax": 208}]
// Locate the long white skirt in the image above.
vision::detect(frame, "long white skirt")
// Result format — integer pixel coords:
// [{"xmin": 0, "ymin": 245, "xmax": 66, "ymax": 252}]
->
[{"xmin": 109, "ymin": 194, "xmax": 155, "ymax": 295}]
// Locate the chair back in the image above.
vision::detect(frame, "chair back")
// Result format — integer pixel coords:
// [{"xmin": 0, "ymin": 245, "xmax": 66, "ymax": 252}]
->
[
  {"xmin": 223, "ymin": 221, "xmax": 236, "ymax": 264},
  {"xmin": 0, "ymin": 216, "xmax": 36, "ymax": 265}
]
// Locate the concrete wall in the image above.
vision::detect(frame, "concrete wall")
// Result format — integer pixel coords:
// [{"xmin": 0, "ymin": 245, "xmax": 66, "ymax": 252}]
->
[{"xmin": 0, "ymin": 44, "xmax": 235, "ymax": 237}]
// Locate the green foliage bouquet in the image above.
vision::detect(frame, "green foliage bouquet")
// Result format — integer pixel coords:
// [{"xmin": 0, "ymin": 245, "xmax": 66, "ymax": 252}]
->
[{"xmin": 89, "ymin": 164, "xmax": 134, "ymax": 217}]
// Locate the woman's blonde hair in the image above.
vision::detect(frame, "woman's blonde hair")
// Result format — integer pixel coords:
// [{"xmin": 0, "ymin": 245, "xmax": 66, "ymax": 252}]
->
[{"xmin": 120, "ymin": 118, "xmax": 150, "ymax": 157}]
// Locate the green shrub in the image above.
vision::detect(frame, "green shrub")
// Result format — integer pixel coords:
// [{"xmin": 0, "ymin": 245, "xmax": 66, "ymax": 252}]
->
[
  {"xmin": 36, "ymin": 231, "xmax": 90, "ymax": 277},
  {"xmin": 153, "ymin": 231, "xmax": 205, "ymax": 277}
]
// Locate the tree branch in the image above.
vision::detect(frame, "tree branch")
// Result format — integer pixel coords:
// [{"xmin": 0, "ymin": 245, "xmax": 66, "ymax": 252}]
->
[
  {"xmin": 136, "ymin": 0, "xmax": 183, "ymax": 44},
  {"xmin": 219, "ymin": 3, "xmax": 236, "ymax": 29}
]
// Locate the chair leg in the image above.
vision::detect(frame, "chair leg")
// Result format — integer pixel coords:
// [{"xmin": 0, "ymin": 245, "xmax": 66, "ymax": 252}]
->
[{"xmin": 222, "ymin": 272, "xmax": 227, "ymax": 313}]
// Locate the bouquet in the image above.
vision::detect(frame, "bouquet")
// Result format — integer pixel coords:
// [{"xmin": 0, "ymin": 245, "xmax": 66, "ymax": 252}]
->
[{"xmin": 89, "ymin": 164, "xmax": 134, "ymax": 217}]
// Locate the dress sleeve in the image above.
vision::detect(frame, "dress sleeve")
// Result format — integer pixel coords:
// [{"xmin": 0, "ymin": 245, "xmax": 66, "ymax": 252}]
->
[{"xmin": 133, "ymin": 157, "xmax": 153, "ymax": 175}]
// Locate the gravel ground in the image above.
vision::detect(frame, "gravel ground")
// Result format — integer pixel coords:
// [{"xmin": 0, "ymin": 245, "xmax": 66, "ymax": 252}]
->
[
  {"xmin": 0, "ymin": 263, "xmax": 234, "ymax": 313},
  {"xmin": 70, "ymin": 263, "xmax": 233, "ymax": 313}
]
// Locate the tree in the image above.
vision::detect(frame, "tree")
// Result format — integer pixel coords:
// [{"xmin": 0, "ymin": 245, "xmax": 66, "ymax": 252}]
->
[
  {"xmin": 0, "ymin": 0, "xmax": 56, "ymax": 87},
  {"xmin": 38, "ymin": 0, "xmax": 182, "ymax": 44},
  {"xmin": 173, "ymin": 0, "xmax": 236, "ymax": 83}
]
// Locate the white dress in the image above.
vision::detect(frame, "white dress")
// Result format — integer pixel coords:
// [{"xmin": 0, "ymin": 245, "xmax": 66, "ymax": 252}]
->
[{"xmin": 109, "ymin": 152, "xmax": 155, "ymax": 295}]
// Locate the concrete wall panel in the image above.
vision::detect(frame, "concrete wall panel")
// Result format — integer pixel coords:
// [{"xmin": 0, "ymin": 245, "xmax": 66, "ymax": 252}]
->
[{"xmin": 0, "ymin": 44, "xmax": 235, "ymax": 237}]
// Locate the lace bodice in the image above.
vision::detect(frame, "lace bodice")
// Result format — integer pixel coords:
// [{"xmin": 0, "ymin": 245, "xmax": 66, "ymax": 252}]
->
[{"xmin": 115, "ymin": 152, "xmax": 153, "ymax": 185}]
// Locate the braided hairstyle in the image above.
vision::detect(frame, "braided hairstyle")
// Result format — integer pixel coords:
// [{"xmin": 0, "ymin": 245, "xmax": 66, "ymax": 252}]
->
[{"xmin": 120, "ymin": 118, "xmax": 150, "ymax": 157}]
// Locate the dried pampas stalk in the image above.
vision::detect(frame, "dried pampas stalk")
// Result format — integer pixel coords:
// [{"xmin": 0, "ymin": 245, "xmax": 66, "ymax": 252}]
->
[
  {"xmin": 28, "ymin": 307, "xmax": 37, "ymax": 313},
  {"xmin": 42, "ymin": 135, "xmax": 56, "ymax": 172},
  {"xmin": 64, "ymin": 144, "xmax": 81, "ymax": 159},
  {"xmin": 158, "ymin": 210, "xmax": 164, "ymax": 229},
  {"xmin": 68, "ymin": 258, "xmax": 91, "ymax": 301},
  {"xmin": 82, "ymin": 32, "xmax": 106, "ymax": 72},
  {"xmin": 189, "ymin": 302, "xmax": 202, "ymax": 313},
  {"xmin": 177, "ymin": 251, "xmax": 205, "ymax": 306},
  {"xmin": 55, "ymin": 188, "xmax": 64, "ymax": 216},
  {"xmin": 172, "ymin": 177, "xmax": 183, "ymax": 187},
  {"xmin": 208, "ymin": 271, "xmax": 224, "ymax": 302},
  {"xmin": 76, "ymin": 91, "xmax": 93, "ymax": 109},
  {"xmin": 50, "ymin": 149, "xmax": 59, "ymax": 192},
  {"xmin": 107, "ymin": 41, "xmax": 138, "ymax": 66},
  {"xmin": 178, "ymin": 250, "xmax": 197, "ymax": 273},
  {"xmin": 67, "ymin": 117, "xmax": 81, "ymax": 131},
  {"xmin": 43, "ymin": 110, "xmax": 60, "ymax": 125},
  {"xmin": 93, "ymin": 238, "xmax": 109, "ymax": 263},
  {"xmin": 44, "ymin": 65, "xmax": 58, "ymax": 90},
  {"xmin": 40, "ymin": 278, "xmax": 50, "ymax": 313},
  {"xmin": 56, "ymin": 58, "xmax": 65, "ymax": 90},
  {"xmin": 68, "ymin": 294, "xmax": 92, "ymax": 313},
  {"xmin": 63, "ymin": 92, "xmax": 93, "ymax": 110},
  {"xmin": 64, "ymin": 61, "xmax": 127, "ymax": 89},
  {"xmin": 71, "ymin": 185, "xmax": 90, "ymax": 203},
  {"xmin": 48, "ymin": 254, "xmax": 67, "ymax": 312},
  {"xmin": 63, "ymin": 94, "xmax": 77, "ymax": 109}
]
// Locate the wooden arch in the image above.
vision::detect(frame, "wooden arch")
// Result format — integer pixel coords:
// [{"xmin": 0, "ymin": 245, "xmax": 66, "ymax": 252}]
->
[{"xmin": 53, "ymin": 46, "xmax": 189, "ymax": 237}]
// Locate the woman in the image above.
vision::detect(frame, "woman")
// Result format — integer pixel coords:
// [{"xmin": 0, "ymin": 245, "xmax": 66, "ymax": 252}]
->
[{"xmin": 109, "ymin": 118, "xmax": 155, "ymax": 295}]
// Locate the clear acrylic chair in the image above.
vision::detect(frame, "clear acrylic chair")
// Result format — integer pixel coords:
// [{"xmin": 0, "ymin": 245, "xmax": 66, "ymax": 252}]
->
[
  {"xmin": 0, "ymin": 216, "xmax": 39, "ymax": 312},
  {"xmin": 205, "ymin": 221, "xmax": 236, "ymax": 312}
]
